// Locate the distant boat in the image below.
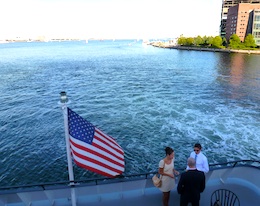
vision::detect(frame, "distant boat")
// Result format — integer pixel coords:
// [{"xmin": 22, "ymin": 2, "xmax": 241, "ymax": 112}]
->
[{"xmin": 85, "ymin": 39, "xmax": 88, "ymax": 44}]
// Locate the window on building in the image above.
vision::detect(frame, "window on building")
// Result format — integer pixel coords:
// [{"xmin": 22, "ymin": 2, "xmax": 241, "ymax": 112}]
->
[
  {"xmin": 254, "ymin": 23, "xmax": 260, "ymax": 29},
  {"xmin": 255, "ymin": 15, "xmax": 260, "ymax": 21},
  {"xmin": 253, "ymin": 31, "xmax": 260, "ymax": 38}
]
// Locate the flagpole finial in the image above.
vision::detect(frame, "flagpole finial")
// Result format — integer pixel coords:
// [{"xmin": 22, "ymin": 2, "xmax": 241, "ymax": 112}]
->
[{"xmin": 60, "ymin": 91, "xmax": 68, "ymax": 104}]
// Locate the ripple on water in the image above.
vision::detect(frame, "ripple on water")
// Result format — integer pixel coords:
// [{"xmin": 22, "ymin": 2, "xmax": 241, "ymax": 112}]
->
[{"xmin": 0, "ymin": 41, "xmax": 259, "ymax": 186}]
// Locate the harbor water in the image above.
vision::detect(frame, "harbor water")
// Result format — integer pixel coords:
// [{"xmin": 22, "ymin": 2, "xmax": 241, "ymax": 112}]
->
[{"xmin": 0, "ymin": 40, "xmax": 259, "ymax": 186}]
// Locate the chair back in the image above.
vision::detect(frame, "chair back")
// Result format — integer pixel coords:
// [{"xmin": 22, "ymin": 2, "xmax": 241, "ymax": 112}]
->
[{"xmin": 211, "ymin": 189, "xmax": 240, "ymax": 206}]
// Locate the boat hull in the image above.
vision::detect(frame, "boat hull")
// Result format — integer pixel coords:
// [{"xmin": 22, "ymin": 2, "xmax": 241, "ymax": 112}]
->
[{"xmin": 0, "ymin": 160, "xmax": 259, "ymax": 206}]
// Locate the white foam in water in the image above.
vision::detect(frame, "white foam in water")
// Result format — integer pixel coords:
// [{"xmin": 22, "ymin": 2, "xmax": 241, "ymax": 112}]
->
[{"xmin": 0, "ymin": 40, "xmax": 259, "ymax": 186}]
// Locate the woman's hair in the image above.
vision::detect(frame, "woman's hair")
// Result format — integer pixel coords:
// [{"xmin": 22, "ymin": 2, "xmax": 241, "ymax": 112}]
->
[{"xmin": 165, "ymin": 147, "xmax": 174, "ymax": 156}]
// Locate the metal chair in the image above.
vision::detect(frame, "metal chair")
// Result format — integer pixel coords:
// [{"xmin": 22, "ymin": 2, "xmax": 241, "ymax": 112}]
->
[{"xmin": 211, "ymin": 189, "xmax": 240, "ymax": 206}]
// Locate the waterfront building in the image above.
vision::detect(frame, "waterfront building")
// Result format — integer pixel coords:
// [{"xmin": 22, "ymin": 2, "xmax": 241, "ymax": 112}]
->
[
  {"xmin": 220, "ymin": 0, "xmax": 260, "ymax": 38},
  {"xmin": 248, "ymin": 9, "xmax": 260, "ymax": 45},
  {"xmin": 225, "ymin": 3, "xmax": 260, "ymax": 45}
]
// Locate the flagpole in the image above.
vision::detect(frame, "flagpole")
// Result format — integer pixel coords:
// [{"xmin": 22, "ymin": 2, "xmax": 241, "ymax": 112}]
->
[{"xmin": 60, "ymin": 91, "xmax": 77, "ymax": 206}]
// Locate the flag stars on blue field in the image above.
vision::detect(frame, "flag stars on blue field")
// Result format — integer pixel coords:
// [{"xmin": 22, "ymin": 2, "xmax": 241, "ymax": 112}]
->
[{"xmin": 68, "ymin": 108, "xmax": 95, "ymax": 144}]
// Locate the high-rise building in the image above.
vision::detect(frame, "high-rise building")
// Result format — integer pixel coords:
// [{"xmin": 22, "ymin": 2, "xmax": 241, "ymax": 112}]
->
[
  {"xmin": 250, "ymin": 10, "xmax": 260, "ymax": 45},
  {"xmin": 220, "ymin": 0, "xmax": 260, "ymax": 37},
  {"xmin": 225, "ymin": 3, "xmax": 260, "ymax": 45}
]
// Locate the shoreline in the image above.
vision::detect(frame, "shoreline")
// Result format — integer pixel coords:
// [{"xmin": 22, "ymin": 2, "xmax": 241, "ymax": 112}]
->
[{"xmin": 151, "ymin": 44, "xmax": 260, "ymax": 55}]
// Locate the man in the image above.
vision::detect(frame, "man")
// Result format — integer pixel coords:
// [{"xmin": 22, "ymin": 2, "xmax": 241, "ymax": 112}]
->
[
  {"xmin": 177, "ymin": 157, "xmax": 206, "ymax": 206},
  {"xmin": 188, "ymin": 143, "xmax": 209, "ymax": 173}
]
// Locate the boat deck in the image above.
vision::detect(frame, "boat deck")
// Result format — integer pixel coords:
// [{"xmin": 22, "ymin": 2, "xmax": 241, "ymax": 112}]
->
[{"xmin": 0, "ymin": 160, "xmax": 259, "ymax": 206}]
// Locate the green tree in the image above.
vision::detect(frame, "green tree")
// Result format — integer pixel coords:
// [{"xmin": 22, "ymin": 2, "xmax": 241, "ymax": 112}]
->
[
  {"xmin": 207, "ymin": 36, "xmax": 214, "ymax": 46},
  {"xmin": 212, "ymin": 36, "xmax": 223, "ymax": 48},
  {"xmin": 194, "ymin": 36, "xmax": 203, "ymax": 46},
  {"xmin": 186, "ymin": 37, "xmax": 194, "ymax": 46},
  {"xmin": 229, "ymin": 34, "xmax": 242, "ymax": 49},
  {"xmin": 222, "ymin": 37, "xmax": 227, "ymax": 47},
  {"xmin": 244, "ymin": 34, "xmax": 257, "ymax": 48},
  {"xmin": 202, "ymin": 36, "xmax": 208, "ymax": 46},
  {"xmin": 201, "ymin": 36, "xmax": 214, "ymax": 47},
  {"xmin": 177, "ymin": 36, "xmax": 186, "ymax": 45}
]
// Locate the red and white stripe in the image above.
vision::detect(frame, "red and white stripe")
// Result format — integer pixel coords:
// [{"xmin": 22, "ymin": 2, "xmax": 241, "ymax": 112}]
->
[{"xmin": 70, "ymin": 127, "xmax": 124, "ymax": 177}]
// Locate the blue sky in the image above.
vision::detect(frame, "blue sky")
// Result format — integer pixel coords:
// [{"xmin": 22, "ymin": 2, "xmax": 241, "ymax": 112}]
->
[{"xmin": 0, "ymin": 0, "xmax": 222, "ymax": 39}]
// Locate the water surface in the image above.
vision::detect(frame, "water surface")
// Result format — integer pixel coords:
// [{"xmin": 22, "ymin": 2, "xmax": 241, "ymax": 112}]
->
[{"xmin": 0, "ymin": 40, "xmax": 259, "ymax": 186}]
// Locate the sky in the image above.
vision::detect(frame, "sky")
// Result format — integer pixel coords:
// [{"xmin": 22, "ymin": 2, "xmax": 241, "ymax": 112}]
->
[{"xmin": 0, "ymin": 0, "xmax": 223, "ymax": 39}]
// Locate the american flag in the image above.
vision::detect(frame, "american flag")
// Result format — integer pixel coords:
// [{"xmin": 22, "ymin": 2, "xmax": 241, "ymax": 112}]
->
[{"xmin": 67, "ymin": 107, "xmax": 125, "ymax": 177}]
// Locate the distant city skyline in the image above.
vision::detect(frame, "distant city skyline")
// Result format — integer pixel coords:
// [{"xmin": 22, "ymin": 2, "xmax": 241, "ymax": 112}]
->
[{"xmin": 0, "ymin": 0, "xmax": 222, "ymax": 40}]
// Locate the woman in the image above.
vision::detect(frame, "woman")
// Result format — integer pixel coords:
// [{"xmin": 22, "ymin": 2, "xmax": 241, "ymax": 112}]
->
[{"xmin": 159, "ymin": 147, "xmax": 179, "ymax": 206}]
